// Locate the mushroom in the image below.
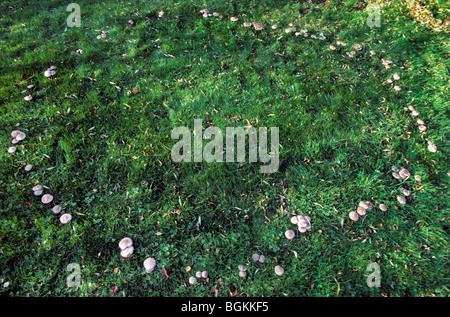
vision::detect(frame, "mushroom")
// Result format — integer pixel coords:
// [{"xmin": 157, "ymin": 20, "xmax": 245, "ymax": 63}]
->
[
  {"xmin": 414, "ymin": 175, "xmax": 422, "ymax": 182},
  {"xmin": 411, "ymin": 110, "xmax": 420, "ymax": 117},
  {"xmin": 274, "ymin": 265, "xmax": 284, "ymax": 276},
  {"xmin": 379, "ymin": 204, "xmax": 387, "ymax": 211},
  {"xmin": 418, "ymin": 125, "xmax": 427, "ymax": 132},
  {"xmin": 427, "ymin": 143, "xmax": 437, "ymax": 153},
  {"xmin": 252, "ymin": 22, "xmax": 263, "ymax": 30},
  {"xmin": 397, "ymin": 196, "xmax": 407, "ymax": 205},
  {"xmin": 365, "ymin": 201, "xmax": 373, "ymax": 210},
  {"xmin": 24, "ymin": 95, "xmax": 32, "ymax": 101},
  {"xmin": 359, "ymin": 201, "xmax": 369, "ymax": 209},
  {"xmin": 118, "ymin": 237, "xmax": 133, "ymax": 250},
  {"xmin": 392, "ymin": 172, "xmax": 401, "ymax": 179},
  {"xmin": 417, "ymin": 119, "xmax": 425, "ymax": 125},
  {"xmin": 52, "ymin": 205, "xmax": 62, "ymax": 214},
  {"xmin": 394, "ymin": 85, "xmax": 402, "ymax": 91},
  {"xmin": 399, "ymin": 168, "xmax": 411, "ymax": 179},
  {"xmin": 400, "ymin": 188, "xmax": 411, "ymax": 196},
  {"xmin": 393, "ymin": 73, "xmax": 400, "ymax": 80},
  {"xmin": 239, "ymin": 271, "xmax": 247, "ymax": 278},
  {"xmin": 408, "ymin": 106, "xmax": 416, "ymax": 111},
  {"xmin": 252, "ymin": 253, "xmax": 260, "ymax": 262},
  {"xmin": 349, "ymin": 211, "xmax": 359, "ymax": 221},
  {"xmin": 11, "ymin": 130, "xmax": 21, "ymax": 138},
  {"xmin": 298, "ymin": 226, "xmax": 307, "ymax": 233},
  {"xmin": 158, "ymin": 11, "xmax": 164, "ymax": 18},
  {"xmin": 329, "ymin": 45, "xmax": 336, "ymax": 50},
  {"xmin": 143, "ymin": 257, "xmax": 156, "ymax": 273},
  {"xmin": 243, "ymin": 22, "xmax": 251, "ymax": 27},
  {"xmin": 60, "ymin": 213, "xmax": 72, "ymax": 224},
  {"xmin": 297, "ymin": 216, "xmax": 307, "ymax": 228},
  {"xmin": 24, "ymin": 164, "xmax": 33, "ymax": 171},
  {"xmin": 15, "ymin": 132, "xmax": 26, "ymax": 141},
  {"xmin": 290, "ymin": 216, "xmax": 298, "ymax": 224},
  {"xmin": 41, "ymin": 194, "xmax": 53, "ymax": 204},
  {"xmin": 258, "ymin": 255, "xmax": 265, "ymax": 263},
  {"xmin": 271, "ymin": 24, "xmax": 278, "ymax": 30},
  {"xmin": 356, "ymin": 207, "xmax": 366, "ymax": 216},
  {"xmin": 353, "ymin": 43, "xmax": 362, "ymax": 50},
  {"xmin": 189, "ymin": 276, "xmax": 197, "ymax": 285},
  {"xmin": 392, "ymin": 165, "xmax": 400, "ymax": 172},
  {"xmin": 201, "ymin": 271, "xmax": 208, "ymax": 279},
  {"xmin": 230, "ymin": 17, "xmax": 238, "ymax": 22},
  {"xmin": 370, "ymin": 50, "xmax": 376, "ymax": 55},
  {"xmin": 32, "ymin": 185, "xmax": 43, "ymax": 192},
  {"xmin": 8, "ymin": 146, "xmax": 16, "ymax": 154},
  {"xmin": 120, "ymin": 246, "xmax": 134, "ymax": 258},
  {"xmin": 195, "ymin": 271, "xmax": 202, "ymax": 278},
  {"xmin": 11, "ymin": 139, "xmax": 19, "ymax": 144},
  {"xmin": 33, "ymin": 190, "xmax": 43, "ymax": 196},
  {"xmin": 44, "ymin": 70, "xmax": 56, "ymax": 77},
  {"xmin": 238, "ymin": 264, "xmax": 246, "ymax": 272},
  {"xmin": 285, "ymin": 230, "xmax": 295, "ymax": 240}
]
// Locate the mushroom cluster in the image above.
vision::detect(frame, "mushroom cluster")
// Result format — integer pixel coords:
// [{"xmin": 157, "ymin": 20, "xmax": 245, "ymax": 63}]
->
[
  {"xmin": 289, "ymin": 214, "xmax": 311, "ymax": 234},
  {"xmin": 349, "ymin": 201, "xmax": 373, "ymax": 222},
  {"xmin": 251, "ymin": 253, "xmax": 265, "ymax": 263},
  {"xmin": 119, "ymin": 237, "xmax": 134, "ymax": 258},
  {"xmin": 238, "ymin": 264, "xmax": 247, "ymax": 278}
]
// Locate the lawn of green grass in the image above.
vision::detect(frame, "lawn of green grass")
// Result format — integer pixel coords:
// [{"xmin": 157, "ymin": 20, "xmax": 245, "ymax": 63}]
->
[{"xmin": 0, "ymin": 0, "xmax": 448, "ymax": 297}]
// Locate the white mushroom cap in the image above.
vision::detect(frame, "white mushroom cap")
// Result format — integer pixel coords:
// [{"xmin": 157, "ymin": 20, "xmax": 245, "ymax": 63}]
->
[
  {"xmin": 397, "ymin": 196, "xmax": 407, "ymax": 205},
  {"xmin": 120, "ymin": 246, "xmax": 134, "ymax": 258},
  {"xmin": 118, "ymin": 237, "xmax": 133, "ymax": 250},
  {"xmin": 15, "ymin": 132, "xmax": 26, "ymax": 141},
  {"xmin": 32, "ymin": 185, "xmax": 43, "ymax": 192},
  {"xmin": 33, "ymin": 190, "xmax": 43, "ymax": 196},
  {"xmin": 392, "ymin": 172, "xmax": 401, "ymax": 179},
  {"xmin": 59, "ymin": 213, "xmax": 72, "ymax": 224},
  {"xmin": 356, "ymin": 207, "xmax": 366, "ymax": 216},
  {"xmin": 298, "ymin": 226, "xmax": 307, "ymax": 233},
  {"xmin": 24, "ymin": 164, "xmax": 33, "ymax": 171},
  {"xmin": 201, "ymin": 271, "xmax": 208, "ymax": 279},
  {"xmin": 238, "ymin": 264, "xmax": 246, "ymax": 272},
  {"xmin": 274, "ymin": 265, "xmax": 284, "ymax": 276},
  {"xmin": 400, "ymin": 188, "xmax": 411, "ymax": 196},
  {"xmin": 290, "ymin": 216, "xmax": 299, "ymax": 224},
  {"xmin": 189, "ymin": 276, "xmax": 197, "ymax": 284},
  {"xmin": 239, "ymin": 270, "xmax": 247, "ymax": 278},
  {"xmin": 359, "ymin": 201, "xmax": 369, "ymax": 209},
  {"xmin": 252, "ymin": 253, "xmax": 260, "ymax": 262},
  {"xmin": 11, "ymin": 130, "xmax": 21, "ymax": 138},
  {"xmin": 285, "ymin": 230, "xmax": 295, "ymax": 240},
  {"xmin": 41, "ymin": 194, "xmax": 53, "ymax": 204},
  {"xmin": 365, "ymin": 202, "xmax": 373, "ymax": 210},
  {"xmin": 414, "ymin": 175, "xmax": 422, "ymax": 182},
  {"xmin": 24, "ymin": 95, "xmax": 32, "ymax": 101},
  {"xmin": 143, "ymin": 257, "xmax": 156, "ymax": 273},
  {"xmin": 411, "ymin": 110, "xmax": 420, "ymax": 117},
  {"xmin": 258, "ymin": 255, "xmax": 265, "ymax": 263},
  {"xmin": 379, "ymin": 204, "xmax": 387, "ymax": 211},
  {"xmin": 349, "ymin": 211, "xmax": 359, "ymax": 221},
  {"xmin": 399, "ymin": 168, "xmax": 411, "ymax": 179},
  {"xmin": 297, "ymin": 216, "xmax": 307, "ymax": 227},
  {"xmin": 230, "ymin": 17, "xmax": 238, "ymax": 22},
  {"xmin": 417, "ymin": 119, "xmax": 425, "ymax": 125},
  {"xmin": 52, "ymin": 205, "xmax": 62, "ymax": 214},
  {"xmin": 392, "ymin": 165, "xmax": 400, "ymax": 172},
  {"xmin": 8, "ymin": 147, "xmax": 16, "ymax": 154},
  {"xmin": 195, "ymin": 271, "xmax": 202, "ymax": 278},
  {"xmin": 427, "ymin": 143, "xmax": 437, "ymax": 152},
  {"xmin": 11, "ymin": 139, "xmax": 19, "ymax": 144}
]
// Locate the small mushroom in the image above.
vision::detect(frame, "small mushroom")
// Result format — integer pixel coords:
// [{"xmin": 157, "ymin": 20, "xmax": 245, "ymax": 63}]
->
[
  {"xmin": 399, "ymin": 168, "xmax": 411, "ymax": 179},
  {"xmin": 143, "ymin": 257, "xmax": 156, "ymax": 273},
  {"xmin": 392, "ymin": 172, "xmax": 401, "ymax": 179},
  {"xmin": 411, "ymin": 110, "xmax": 420, "ymax": 117},
  {"xmin": 392, "ymin": 165, "xmax": 400, "ymax": 172},
  {"xmin": 298, "ymin": 226, "xmax": 307, "ymax": 233},
  {"xmin": 195, "ymin": 271, "xmax": 202, "ymax": 278},
  {"xmin": 24, "ymin": 95, "xmax": 32, "ymax": 101},
  {"xmin": 427, "ymin": 143, "xmax": 437, "ymax": 153},
  {"xmin": 271, "ymin": 24, "xmax": 278, "ymax": 30},
  {"xmin": 24, "ymin": 164, "xmax": 33, "ymax": 171},
  {"xmin": 418, "ymin": 125, "xmax": 427, "ymax": 132},
  {"xmin": 356, "ymin": 207, "xmax": 366, "ymax": 216},
  {"xmin": 274, "ymin": 265, "xmax": 284, "ymax": 276},
  {"xmin": 11, "ymin": 130, "xmax": 21, "ymax": 138},
  {"xmin": 258, "ymin": 255, "xmax": 265, "ymax": 263},
  {"xmin": 60, "ymin": 213, "xmax": 72, "ymax": 224},
  {"xmin": 239, "ymin": 270, "xmax": 247, "ymax": 278},
  {"xmin": 243, "ymin": 22, "xmax": 251, "ymax": 27},
  {"xmin": 238, "ymin": 264, "xmax": 246, "ymax": 272},
  {"xmin": 394, "ymin": 85, "xmax": 402, "ymax": 91},
  {"xmin": 414, "ymin": 175, "xmax": 422, "ymax": 182},
  {"xmin": 417, "ymin": 119, "xmax": 425, "ymax": 125},
  {"xmin": 359, "ymin": 201, "xmax": 369, "ymax": 209},
  {"xmin": 285, "ymin": 230, "xmax": 295, "ymax": 240},
  {"xmin": 8, "ymin": 146, "xmax": 16, "ymax": 154},
  {"xmin": 52, "ymin": 205, "xmax": 62, "ymax": 214},
  {"xmin": 118, "ymin": 237, "xmax": 133, "ymax": 250},
  {"xmin": 15, "ymin": 131, "xmax": 26, "ymax": 141},
  {"xmin": 252, "ymin": 253, "xmax": 260, "ymax": 262},
  {"xmin": 32, "ymin": 185, "xmax": 43, "ymax": 192},
  {"xmin": 379, "ymin": 204, "xmax": 387, "ymax": 212},
  {"xmin": 290, "ymin": 216, "xmax": 298, "ymax": 224},
  {"xmin": 201, "ymin": 270, "xmax": 208, "ymax": 279},
  {"xmin": 120, "ymin": 246, "xmax": 134, "ymax": 258},
  {"xmin": 33, "ymin": 190, "xmax": 43, "ymax": 196},
  {"xmin": 188, "ymin": 276, "xmax": 197, "ymax": 285},
  {"xmin": 41, "ymin": 194, "xmax": 53, "ymax": 204},
  {"xmin": 393, "ymin": 73, "xmax": 400, "ymax": 80},
  {"xmin": 230, "ymin": 17, "xmax": 238, "ymax": 22},
  {"xmin": 349, "ymin": 211, "xmax": 359, "ymax": 221},
  {"xmin": 397, "ymin": 196, "xmax": 407, "ymax": 205},
  {"xmin": 400, "ymin": 188, "xmax": 411, "ymax": 196}
]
